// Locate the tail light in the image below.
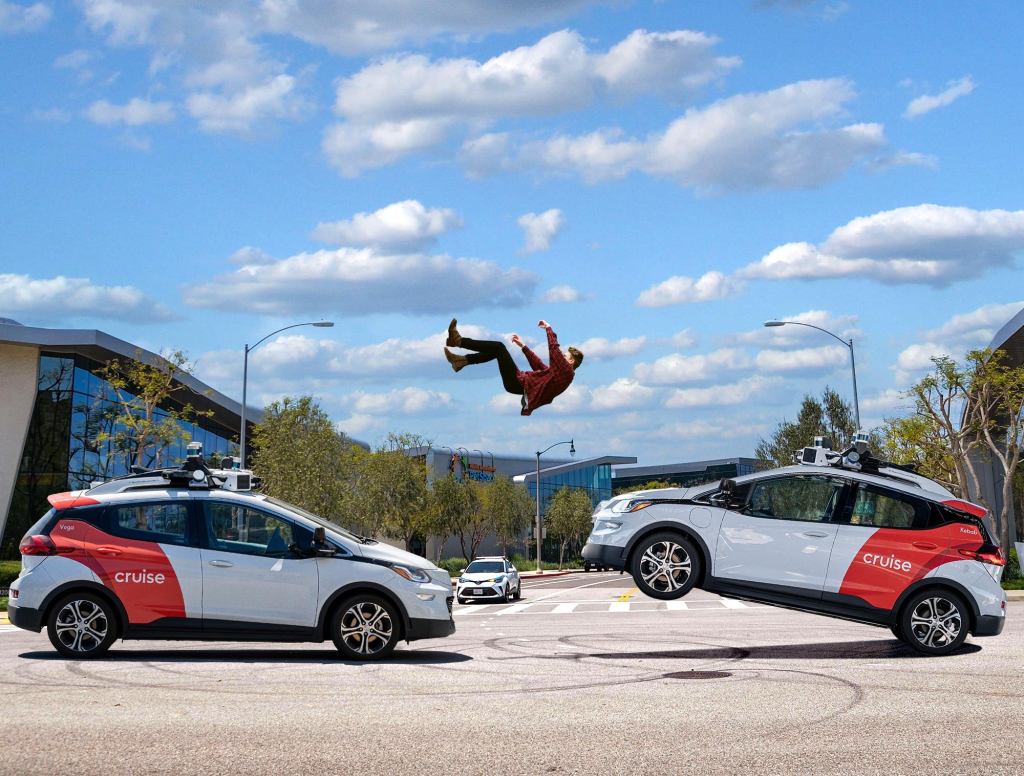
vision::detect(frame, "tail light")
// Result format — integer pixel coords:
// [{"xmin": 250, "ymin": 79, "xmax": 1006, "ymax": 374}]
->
[
  {"xmin": 19, "ymin": 535, "xmax": 58, "ymax": 556},
  {"xmin": 958, "ymin": 544, "xmax": 1006, "ymax": 566}
]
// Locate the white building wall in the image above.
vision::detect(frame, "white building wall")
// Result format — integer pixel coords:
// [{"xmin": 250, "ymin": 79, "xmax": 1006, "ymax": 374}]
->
[{"xmin": 0, "ymin": 343, "xmax": 40, "ymax": 543}]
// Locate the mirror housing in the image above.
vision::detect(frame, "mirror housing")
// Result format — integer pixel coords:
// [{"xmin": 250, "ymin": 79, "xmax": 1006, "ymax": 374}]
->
[
  {"xmin": 459, "ymin": 568, "xmax": 466, "ymax": 574},
  {"xmin": 709, "ymin": 478, "xmax": 742, "ymax": 509}
]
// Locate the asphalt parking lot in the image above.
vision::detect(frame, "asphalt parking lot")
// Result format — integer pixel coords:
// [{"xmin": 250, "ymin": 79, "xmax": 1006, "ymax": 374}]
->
[{"xmin": 2, "ymin": 571, "xmax": 1022, "ymax": 775}]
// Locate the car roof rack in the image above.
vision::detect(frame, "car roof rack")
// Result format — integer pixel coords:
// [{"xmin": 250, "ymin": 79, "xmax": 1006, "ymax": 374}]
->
[{"xmin": 85, "ymin": 443, "xmax": 259, "ymax": 496}]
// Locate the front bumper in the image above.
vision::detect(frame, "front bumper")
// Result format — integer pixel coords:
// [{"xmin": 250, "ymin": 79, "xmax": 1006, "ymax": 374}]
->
[
  {"xmin": 582, "ymin": 542, "xmax": 627, "ymax": 570},
  {"xmin": 973, "ymin": 614, "xmax": 1005, "ymax": 637},
  {"xmin": 407, "ymin": 615, "xmax": 456, "ymax": 641},
  {"xmin": 7, "ymin": 604, "xmax": 43, "ymax": 632},
  {"xmin": 456, "ymin": 582, "xmax": 506, "ymax": 600}
]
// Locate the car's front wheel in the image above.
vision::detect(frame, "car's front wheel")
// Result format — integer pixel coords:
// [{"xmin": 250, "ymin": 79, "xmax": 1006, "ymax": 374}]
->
[
  {"xmin": 47, "ymin": 592, "xmax": 118, "ymax": 659},
  {"xmin": 330, "ymin": 595, "xmax": 401, "ymax": 660},
  {"xmin": 630, "ymin": 532, "xmax": 701, "ymax": 600},
  {"xmin": 898, "ymin": 589, "xmax": 969, "ymax": 656},
  {"xmin": 513, "ymin": 583, "xmax": 522, "ymax": 600}
]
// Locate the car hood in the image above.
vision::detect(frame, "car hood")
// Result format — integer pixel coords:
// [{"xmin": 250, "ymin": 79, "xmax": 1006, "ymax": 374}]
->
[
  {"xmin": 352, "ymin": 539, "xmax": 439, "ymax": 570},
  {"xmin": 460, "ymin": 572, "xmax": 505, "ymax": 582}
]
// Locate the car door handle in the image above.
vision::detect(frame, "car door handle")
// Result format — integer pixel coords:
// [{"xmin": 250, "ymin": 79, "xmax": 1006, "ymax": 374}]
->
[
  {"xmin": 96, "ymin": 547, "xmax": 122, "ymax": 556},
  {"xmin": 208, "ymin": 560, "xmax": 234, "ymax": 568},
  {"xmin": 798, "ymin": 531, "xmax": 830, "ymax": 539},
  {"xmin": 912, "ymin": 541, "xmax": 938, "ymax": 551}
]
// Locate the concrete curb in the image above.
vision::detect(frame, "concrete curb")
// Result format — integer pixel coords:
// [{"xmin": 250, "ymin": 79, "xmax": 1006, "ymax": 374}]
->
[{"xmin": 1005, "ymin": 589, "xmax": 1024, "ymax": 601}]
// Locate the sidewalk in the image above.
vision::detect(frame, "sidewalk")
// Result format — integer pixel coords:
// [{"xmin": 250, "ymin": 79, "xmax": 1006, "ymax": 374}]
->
[{"xmin": 1006, "ymin": 589, "xmax": 1024, "ymax": 602}]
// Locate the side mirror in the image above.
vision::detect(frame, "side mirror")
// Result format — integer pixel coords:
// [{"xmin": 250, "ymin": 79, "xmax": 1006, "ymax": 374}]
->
[
  {"xmin": 459, "ymin": 568, "xmax": 466, "ymax": 574},
  {"xmin": 710, "ymin": 478, "xmax": 741, "ymax": 509},
  {"xmin": 313, "ymin": 526, "xmax": 326, "ymax": 544},
  {"xmin": 315, "ymin": 546, "xmax": 336, "ymax": 558}
]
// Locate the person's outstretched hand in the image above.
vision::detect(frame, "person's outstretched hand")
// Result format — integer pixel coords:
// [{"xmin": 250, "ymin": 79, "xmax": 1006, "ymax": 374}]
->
[
  {"xmin": 511, "ymin": 334, "xmax": 524, "ymax": 348},
  {"xmin": 537, "ymin": 319, "xmax": 551, "ymax": 329}
]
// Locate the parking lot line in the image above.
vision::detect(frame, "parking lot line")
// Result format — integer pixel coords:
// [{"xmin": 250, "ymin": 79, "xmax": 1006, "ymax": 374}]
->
[
  {"xmin": 609, "ymin": 602, "xmax": 631, "ymax": 612},
  {"xmin": 665, "ymin": 601, "xmax": 688, "ymax": 610},
  {"xmin": 551, "ymin": 603, "xmax": 578, "ymax": 614},
  {"xmin": 720, "ymin": 598, "xmax": 747, "ymax": 608}
]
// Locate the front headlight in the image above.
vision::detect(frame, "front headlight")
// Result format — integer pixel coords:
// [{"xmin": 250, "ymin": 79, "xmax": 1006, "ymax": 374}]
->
[
  {"xmin": 493, "ymin": 575, "xmax": 505, "ymax": 584},
  {"xmin": 610, "ymin": 498, "xmax": 654, "ymax": 514},
  {"xmin": 389, "ymin": 564, "xmax": 432, "ymax": 583},
  {"xmin": 457, "ymin": 576, "xmax": 467, "ymax": 583}
]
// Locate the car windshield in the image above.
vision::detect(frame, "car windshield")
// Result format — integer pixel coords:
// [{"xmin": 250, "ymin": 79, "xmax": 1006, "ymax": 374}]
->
[
  {"xmin": 263, "ymin": 496, "xmax": 366, "ymax": 544},
  {"xmin": 466, "ymin": 561, "xmax": 504, "ymax": 573}
]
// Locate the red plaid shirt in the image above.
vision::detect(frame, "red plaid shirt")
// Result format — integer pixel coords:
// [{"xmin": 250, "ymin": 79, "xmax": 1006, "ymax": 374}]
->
[{"xmin": 517, "ymin": 328, "xmax": 575, "ymax": 416}]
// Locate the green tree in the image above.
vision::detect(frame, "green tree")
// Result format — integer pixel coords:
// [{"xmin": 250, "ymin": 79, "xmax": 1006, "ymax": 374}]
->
[
  {"xmin": 484, "ymin": 475, "xmax": 535, "ymax": 556},
  {"xmin": 544, "ymin": 487, "xmax": 594, "ymax": 569},
  {"xmin": 756, "ymin": 387, "xmax": 857, "ymax": 467},
  {"xmin": 250, "ymin": 396, "xmax": 361, "ymax": 522},
  {"xmin": 353, "ymin": 437, "xmax": 430, "ymax": 550},
  {"xmin": 423, "ymin": 475, "xmax": 476, "ymax": 563},
  {"xmin": 95, "ymin": 349, "xmax": 212, "ymax": 469}
]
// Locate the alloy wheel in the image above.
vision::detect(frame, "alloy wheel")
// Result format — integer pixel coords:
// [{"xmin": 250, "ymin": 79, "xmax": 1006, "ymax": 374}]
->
[
  {"xmin": 639, "ymin": 540, "xmax": 692, "ymax": 594},
  {"xmin": 54, "ymin": 599, "xmax": 109, "ymax": 654},
  {"xmin": 909, "ymin": 596, "xmax": 962, "ymax": 650},
  {"xmin": 339, "ymin": 601, "xmax": 394, "ymax": 656}
]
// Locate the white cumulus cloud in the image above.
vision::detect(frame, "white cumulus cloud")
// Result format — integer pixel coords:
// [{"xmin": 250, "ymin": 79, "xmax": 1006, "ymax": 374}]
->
[
  {"xmin": 633, "ymin": 348, "xmax": 751, "ymax": 385},
  {"xmin": 0, "ymin": 273, "xmax": 176, "ymax": 323},
  {"xmin": 84, "ymin": 97, "xmax": 176, "ymax": 126},
  {"xmin": 755, "ymin": 345, "xmax": 849, "ymax": 373},
  {"xmin": 904, "ymin": 76, "xmax": 975, "ymax": 119},
  {"xmin": 636, "ymin": 271, "xmax": 742, "ymax": 307},
  {"xmin": 312, "ymin": 200, "xmax": 462, "ymax": 250},
  {"xmin": 541, "ymin": 285, "xmax": 586, "ymax": 304},
  {"xmin": 346, "ymin": 387, "xmax": 452, "ymax": 416},
  {"xmin": 665, "ymin": 375, "xmax": 782, "ymax": 408},
  {"xmin": 185, "ymin": 246, "xmax": 538, "ymax": 317},
  {"xmin": 186, "ymin": 74, "xmax": 308, "ymax": 134},
  {"xmin": 518, "ymin": 209, "xmax": 565, "ymax": 254},
  {"xmin": 0, "ymin": 1, "xmax": 50, "ymax": 34},
  {"xmin": 575, "ymin": 336, "xmax": 647, "ymax": 360}
]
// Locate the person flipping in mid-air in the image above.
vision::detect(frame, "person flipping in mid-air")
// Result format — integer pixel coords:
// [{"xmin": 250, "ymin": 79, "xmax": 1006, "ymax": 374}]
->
[{"xmin": 444, "ymin": 319, "xmax": 583, "ymax": 416}]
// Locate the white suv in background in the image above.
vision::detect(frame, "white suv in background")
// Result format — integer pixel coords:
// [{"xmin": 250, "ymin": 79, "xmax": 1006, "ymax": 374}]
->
[
  {"xmin": 583, "ymin": 440, "xmax": 1007, "ymax": 656},
  {"xmin": 8, "ymin": 460, "xmax": 455, "ymax": 660},
  {"xmin": 456, "ymin": 557, "xmax": 521, "ymax": 604}
]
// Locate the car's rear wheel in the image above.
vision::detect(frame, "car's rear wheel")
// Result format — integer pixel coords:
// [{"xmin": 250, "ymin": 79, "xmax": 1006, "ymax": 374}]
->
[
  {"xmin": 330, "ymin": 595, "xmax": 400, "ymax": 660},
  {"xmin": 513, "ymin": 583, "xmax": 522, "ymax": 600},
  {"xmin": 630, "ymin": 532, "xmax": 701, "ymax": 600},
  {"xmin": 898, "ymin": 589, "xmax": 969, "ymax": 656},
  {"xmin": 503, "ymin": 585, "xmax": 513, "ymax": 603},
  {"xmin": 47, "ymin": 592, "xmax": 118, "ymax": 659}
]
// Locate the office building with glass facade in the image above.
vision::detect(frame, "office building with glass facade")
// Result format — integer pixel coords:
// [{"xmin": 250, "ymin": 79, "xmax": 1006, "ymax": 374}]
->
[
  {"xmin": 0, "ymin": 320, "xmax": 253, "ymax": 558},
  {"xmin": 612, "ymin": 457, "xmax": 761, "ymax": 493}
]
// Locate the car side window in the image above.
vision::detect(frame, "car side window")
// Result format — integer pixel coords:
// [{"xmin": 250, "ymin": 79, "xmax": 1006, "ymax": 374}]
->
[
  {"xmin": 745, "ymin": 476, "xmax": 843, "ymax": 523},
  {"xmin": 203, "ymin": 502, "xmax": 313, "ymax": 557},
  {"xmin": 849, "ymin": 485, "xmax": 930, "ymax": 529},
  {"xmin": 108, "ymin": 502, "xmax": 190, "ymax": 545}
]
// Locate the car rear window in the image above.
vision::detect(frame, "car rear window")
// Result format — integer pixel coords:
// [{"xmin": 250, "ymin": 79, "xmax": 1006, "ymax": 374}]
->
[{"xmin": 848, "ymin": 485, "xmax": 930, "ymax": 530}]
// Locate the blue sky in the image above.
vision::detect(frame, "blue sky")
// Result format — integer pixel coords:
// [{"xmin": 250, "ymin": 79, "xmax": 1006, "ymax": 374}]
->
[{"xmin": 2, "ymin": 0, "xmax": 1023, "ymax": 465}]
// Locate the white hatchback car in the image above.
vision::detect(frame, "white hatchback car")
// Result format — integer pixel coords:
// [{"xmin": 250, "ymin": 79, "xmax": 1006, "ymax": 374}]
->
[
  {"xmin": 583, "ymin": 440, "xmax": 1007, "ymax": 656},
  {"xmin": 8, "ymin": 462, "xmax": 455, "ymax": 660},
  {"xmin": 455, "ymin": 557, "xmax": 521, "ymax": 604}
]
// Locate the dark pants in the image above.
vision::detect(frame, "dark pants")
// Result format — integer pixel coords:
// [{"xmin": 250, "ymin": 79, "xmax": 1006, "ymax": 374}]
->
[{"xmin": 460, "ymin": 338, "xmax": 524, "ymax": 395}]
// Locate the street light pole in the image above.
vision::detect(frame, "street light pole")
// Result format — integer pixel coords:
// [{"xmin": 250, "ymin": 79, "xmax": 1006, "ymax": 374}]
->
[
  {"xmin": 239, "ymin": 320, "xmax": 334, "ymax": 468},
  {"xmin": 534, "ymin": 439, "xmax": 575, "ymax": 572},
  {"xmin": 764, "ymin": 320, "xmax": 861, "ymax": 429}
]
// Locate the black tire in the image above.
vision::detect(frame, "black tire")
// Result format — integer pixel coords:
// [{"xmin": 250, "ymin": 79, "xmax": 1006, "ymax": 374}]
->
[
  {"xmin": 629, "ymin": 531, "xmax": 702, "ymax": 600},
  {"xmin": 889, "ymin": 623, "xmax": 903, "ymax": 641},
  {"xmin": 46, "ymin": 592, "xmax": 118, "ymax": 659},
  {"xmin": 457, "ymin": 596, "xmax": 468, "ymax": 605},
  {"xmin": 503, "ymin": 585, "xmax": 513, "ymax": 603},
  {"xmin": 329, "ymin": 594, "xmax": 401, "ymax": 660},
  {"xmin": 898, "ymin": 589, "xmax": 970, "ymax": 656},
  {"xmin": 584, "ymin": 562, "xmax": 593, "ymax": 572},
  {"xmin": 513, "ymin": 584, "xmax": 522, "ymax": 601}
]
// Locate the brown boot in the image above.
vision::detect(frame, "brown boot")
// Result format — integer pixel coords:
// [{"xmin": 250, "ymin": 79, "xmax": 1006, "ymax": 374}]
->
[
  {"xmin": 444, "ymin": 347, "xmax": 468, "ymax": 372},
  {"xmin": 446, "ymin": 318, "xmax": 462, "ymax": 347}
]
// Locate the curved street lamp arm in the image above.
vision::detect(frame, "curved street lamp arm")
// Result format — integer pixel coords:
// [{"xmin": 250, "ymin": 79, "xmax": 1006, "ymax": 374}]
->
[
  {"xmin": 538, "ymin": 439, "xmax": 573, "ymax": 456},
  {"xmin": 774, "ymin": 320, "xmax": 851, "ymax": 348},
  {"xmin": 249, "ymin": 321, "xmax": 328, "ymax": 352}
]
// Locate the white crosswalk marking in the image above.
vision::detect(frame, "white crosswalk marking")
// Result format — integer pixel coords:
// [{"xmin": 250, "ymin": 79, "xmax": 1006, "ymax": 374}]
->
[
  {"xmin": 451, "ymin": 598, "xmax": 759, "ymax": 616},
  {"xmin": 496, "ymin": 603, "xmax": 533, "ymax": 615},
  {"xmin": 0, "ymin": 625, "xmax": 19, "ymax": 633}
]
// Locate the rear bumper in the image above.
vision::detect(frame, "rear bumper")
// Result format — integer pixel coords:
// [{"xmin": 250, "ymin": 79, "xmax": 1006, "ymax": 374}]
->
[
  {"xmin": 8, "ymin": 605, "xmax": 43, "ymax": 633},
  {"xmin": 582, "ymin": 542, "xmax": 626, "ymax": 570},
  {"xmin": 406, "ymin": 616, "xmax": 455, "ymax": 641},
  {"xmin": 973, "ymin": 614, "xmax": 1005, "ymax": 637}
]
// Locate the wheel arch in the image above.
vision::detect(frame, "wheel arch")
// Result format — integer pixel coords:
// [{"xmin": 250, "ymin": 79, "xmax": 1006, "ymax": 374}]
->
[
  {"xmin": 39, "ymin": 581, "xmax": 128, "ymax": 637},
  {"xmin": 623, "ymin": 521, "xmax": 713, "ymax": 587},
  {"xmin": 893, "ymin": 578, "xmax": 980, "ymax": 633},
  {"xmin": 317, "ymin": 582, "xmax": 411, "ymax": 642}
]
